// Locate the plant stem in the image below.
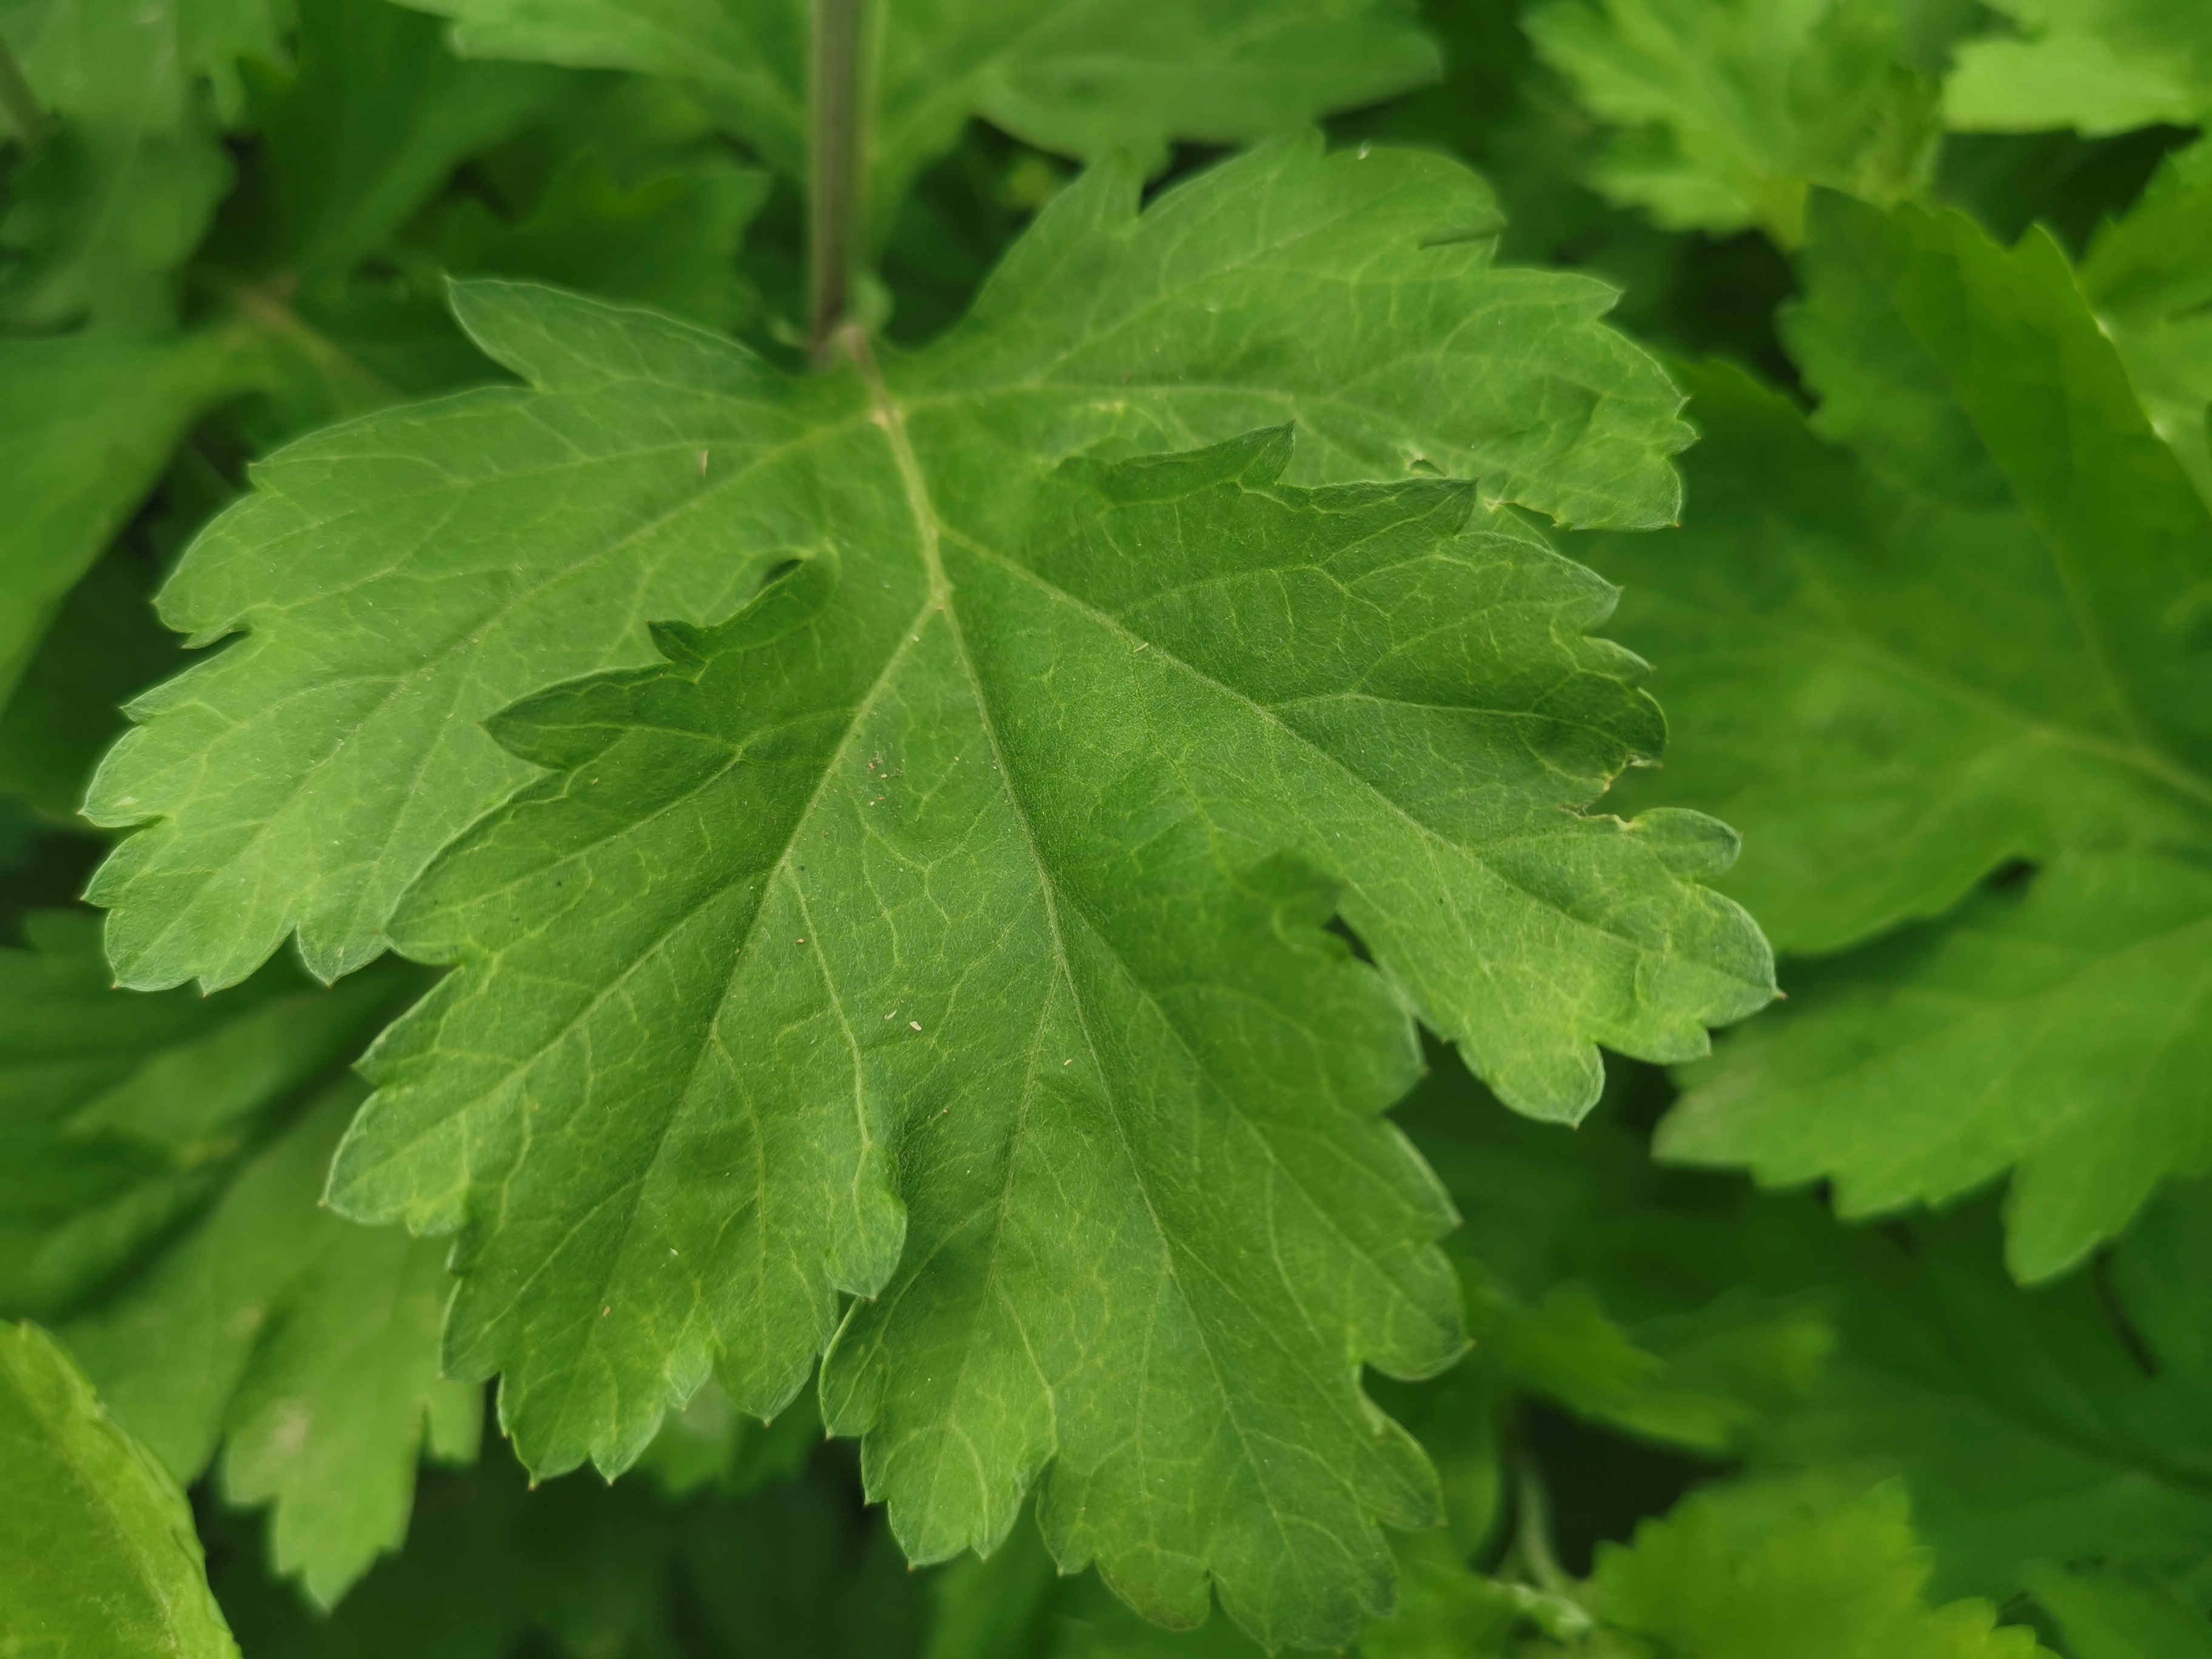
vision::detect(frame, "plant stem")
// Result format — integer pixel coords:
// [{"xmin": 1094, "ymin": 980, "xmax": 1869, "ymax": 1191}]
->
[
  {"xmin": 0, "ymin": 39, "xmax": 44, "ymax": 149},
  {"xmin": 808, "ymin": 0, "xmax": 865, "ymax": 363},
  {"xmin": 1515, "ymin": 1456, "xmax": 1574, "ymax": 1598},
  {"xmin": 229, "ymin": 280, "xmax": 403, "ymax": 414}
]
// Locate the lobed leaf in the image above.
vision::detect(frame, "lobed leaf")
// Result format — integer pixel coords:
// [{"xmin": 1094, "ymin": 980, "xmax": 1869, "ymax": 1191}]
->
[
  {"xmin": 76, "ymin": 136, "xmax": 1768, "ymax": 1647},
  {"xmin": 75, "ymin": 128, "xmax": 1768, "ymax": 1647},
  {"xmin": 1589, "ymin": 1473, "xmax": 2045, "ymax": 1658},
  {"xmin": 85, "ymin": 137, "xmax": 1704, "ymax": 993},
  {"xmin": 0, "ymin": 912, "xmax": 469, "ymax": 1604},
  {"xmin": 1580, "ymin": 195, "xmax": 2212, "ymax": 1280},
  {"xmin": 1523, "ymin": 0, "xmax": 1939, "ymax": 246},
  {"xmin": 320, "ymin": 399, "xmax": 1764, "ymax": 1642}
]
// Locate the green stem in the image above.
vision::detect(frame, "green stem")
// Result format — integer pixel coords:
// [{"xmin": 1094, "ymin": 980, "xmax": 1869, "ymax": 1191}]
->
[
  {"xmin": 808, "ymin": 0, "xmax": 865, "ymax": 363},
  {"xmin": 228, "ymin": 280, "xmax": 402, "ymax": 414},
  {"xmin": 0, "ymin": 39, "xmax": 45, "ymax": 149},
  {"xmin": 1515, "ymin": 1457, "xmax": 1574, "ymax": 1598}
]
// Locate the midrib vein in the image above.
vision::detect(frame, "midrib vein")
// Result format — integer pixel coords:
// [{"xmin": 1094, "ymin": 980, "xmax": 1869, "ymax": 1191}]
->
[{"xmin": 845, "ymin": 336, "xmax": 1406, "ymax": 1538}]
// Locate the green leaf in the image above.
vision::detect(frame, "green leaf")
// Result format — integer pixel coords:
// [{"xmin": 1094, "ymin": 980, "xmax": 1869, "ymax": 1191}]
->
[
  {"xmin": 242, "ymin": 0, "xmax": 580, "ymax": 284},
  {"xmin": 1590, "ymin": 1473, "xmax": 2045, "ymax": 1658},
  {"xmin": 1384, "ymin": 1061, "xmax": 2211, "ymax": 1643},
  {"xmin": 181, "ymin": 0, "xmax": 600, "ymax": 440},
  {"xmin": 1523, "ymin": 0, "xmax": 1940, "ymax": 246},
  {"xmin": 0, "ymin": 0, "xmax": 280, "ymax": 329},
  {"xmin": 1943, "ymin": 0, "xmax": 2212, "ymax": 136},
  {"xmin": 927, "ymin": 1521, "xmax": 1273, "ymax": 1659},
  {"xmin": 314, "ymin": 398, "xmax": 1755, "ymax": 1645},
  {"xmin": 1594, "ymin": 1178, "xmax": 2212, "ymax": 1610},
  {"xmin": 1344, "ymin": 1472, "xmax": 2051, "ymax": 1658},
  {"xmin": 2082, "ymin": 138, "xmax": 2212, "ymax": 511},
  {"xmin": 64, "ymin": 1091, "xmax": 481, "ymax": 1606},
  {"xmin": 0, "ymin": 911, "xmax": 468, "ymax": 1604},
  {"xmin": 0, "ymin": 541, "xmax": 186, "ymax": 818},
  {"xmin": 1840, "ymin": 1201, "xmax": 2212, "ymax": 1607},
  {"xmin": 1663, "ymin": 863, "xmax": 2212, "ymax": 1284},
  {"xmin": 0, "ymin": 330, "xmax": 260, "ymax": 712},
  {"xmin": 85, "ymin": 136, "xmax": 1706, "ymax": 991},
  {"xmin": 1574, "ymin": 193, "xmax": 2212, "ymax": 1281},
  {"xmin": 435, "ymin": 149, "xmax": 770, "ymax": 330},
  {"xmin": 84, "ymin": 138, "xmax": 1765, "ymax": 1647},
  {"xmin": 0, "ymin": 912, "xmax": 394, "ymax": 1316},
  {"xmin": 1580, "ymin": 360, "xmax": 2201, "ymax": 956},
  {"xmin": 213, "ymin": 1441, "xmax": 932, "ymax": 1659},
  {"xmin": 394, "ymin": 0, "xmax": 1442, "ymax": 234},
  {"xmin": 2025, "ymin": 1563, "xmax": 2212, "ymax": 1659},
  {"xmin": 215, "ymin": 32, "xmax": 766, "ymax": 442},
  {"xmin": 1356, "ymin": 1537, "xmax": 1555, "ymax": 1659},
  {"xmin": 0, "ymin": 1319, "xmax": 238, "ymax": 1659},
  {"xmin": 923, "ymin": 1519, "xmax": 1064, "ymax": 1659},
  {"xmin": 630, "ymin": 1373, "xmax": 820, "ymax": 1497},
  {"xmin": 1384, "ymin": 1050, "xmax": 1832, "ymax": 1479}
]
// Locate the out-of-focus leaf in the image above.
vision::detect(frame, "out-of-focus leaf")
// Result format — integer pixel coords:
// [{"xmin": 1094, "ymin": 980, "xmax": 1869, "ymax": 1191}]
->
[
  {"xmin": 240, "ymin": 0, "xmax": 578, "ymax": 284},
  {"xmin": 1945, "ymin": 0, "xmax": 2212, "ymax": 136},
  {"xmin": 1577, "ymin": 193, "xmax": 2212, "ymax": 1282},
  {"xmin": 2025, "ymin": 1563, "xmax": 2212, "ymax": 1659},
  {"xmin": 0, "ymin": 0, "xmax": 280, "ymax": 328},
  {"xmin": 1590, "ymin": 1177, "xmax": 2212, "ymax": 1612},
  {"xmin": 0, "ymin": 541, "xmax": 186, "ymax": 817},
  {"xmin": 212, "ymin": 1441, "xmax": 931, "ymax": 1659},
  {"xmin": 0, "ymin": 1319, "xmax": 239, "ymax": 1658},
  {"xmin": 1347, "ymin": 1472, "xmax": 2050, "ymax": 1657},
  {"xmin": 436, "ymin": 149, "xmax": 768, "ymax": 329},
  {"xmin": 1524, "ymin": 0, "xmax": 1940, "ymax": 245},
  {"xmin": 631, "ymin": 1375, "xmax": 819, "ymax": 1498},
  {"xmin": 1590, "ymin": 1473, "xmax": 2045, "ymax": 1657},
  {"xmin": 394, "ymin": 0, "xmax": 1441, "ymax": 235},
  {"xmin": 64, "ymin": 1090, "xmax": 480, "ymax": 1606},
  {"xmin": 0, "ymin": 912, "xmax": 460, "ymax": 1604},
  {"xmin": 1391, "ymin": 1050, "xmax": 1834, "ymax": 1463},
  {"xmin": 0, "ymin": 329, "xmax": 260, "ymax": 712},
  {"xmin": 2082, "ymin": 138, "xmax": 2212, "ymax": 510}
]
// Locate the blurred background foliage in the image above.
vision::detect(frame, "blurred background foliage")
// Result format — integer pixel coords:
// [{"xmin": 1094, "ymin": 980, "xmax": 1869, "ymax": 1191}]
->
[{"xmin": 4, "ymin": 0, "xmax": 2208, "ymax": 1652}]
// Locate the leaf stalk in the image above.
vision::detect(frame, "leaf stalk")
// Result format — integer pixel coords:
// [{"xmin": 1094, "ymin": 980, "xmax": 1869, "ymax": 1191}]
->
[
  {"xmin": 808, "ymin": 0, "xmax": 866, "ymax": 364},
  {"xmin": 0, "ymin": 39, "xmax": 45, "ymax": 149}
]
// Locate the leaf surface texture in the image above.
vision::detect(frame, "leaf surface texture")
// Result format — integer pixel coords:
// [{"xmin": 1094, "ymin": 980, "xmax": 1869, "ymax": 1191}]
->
[
  {"xmin": 0, "ymin": 1319, "xmax": 239, "ymax": 1659},
  {"xmin": 78, "ymin": 137, "xmax": 1774, "ymax": 1647}
]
